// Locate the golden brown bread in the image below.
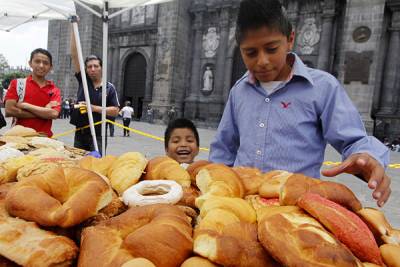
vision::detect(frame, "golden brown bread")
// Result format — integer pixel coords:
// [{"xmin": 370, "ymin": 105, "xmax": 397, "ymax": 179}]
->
[
  {"xmin": 232, "ymin": 166, "xmax": 265, "ymax": 195},
  {"xmin": 186, "ymin": 160, "xmax": 210, "ymax": 186},
  {"xmin": 177, "ymin": 185, "xmax": 200, "ymax": 209},
  {"xmin": 258, "ymin": 205, "xmax": 363, "ymax": 266},
  {"xmin": 79, "ymin": 155, "xmax": 117, "ymax": 177},
  {"xmin": 0, "ymin": 201, "xmax": 78, "ymax": 266},
  {"xmin": 108, "ymin": 152, "xmax": 147, "ymax": 195},
  {"xmin": 0, "ymin": 155, "xmax": 37, "ymax": 184},
  {"xmin": 195, "ymin": 224, "xmax": 279, "ymax": 267},
  {"xmin": 258, "ymin": 170, "xmax": 292, "ymax": 198},
  {"xmin": 16, "ymin": 158, "xmax": 77, "ymax": 181},
  {"xmin": 195, "ymin": 164, "xmax": 245, "ymax": 208},
  {"xmin": 78, "ymin": 204, "xmax": 193, "ymax": 267},
  {"xmin": 380, "ymin": 244, "xmax": 400, "ymax": 267},
  {"xmin": 3, "ymin": 125, "xmax": 38, "ymax": 137},
  {"xmin": 144, "ymin": 156, "xmax": 191, "ymax": 187},
  {"xmin": 181, "ymin": 256, "xmax": 219, "ymax": 267},
  {"xmin": 280, "ymin": 174, "xmax": 362, "ymax": 212},
  {"xmin": 6, "ymin": 167, "xmax": 113, "ymax": 228},
  {"xmin": 121, "ymin": 258, "xmax": 156, "ymax": 267},
  {"xmin": 357, "ymin": 208, "xmax": 400, "ymax": 245},
  {"xmin": 297, "ymin": 193, "xmax": 383, "ymax": 265}
]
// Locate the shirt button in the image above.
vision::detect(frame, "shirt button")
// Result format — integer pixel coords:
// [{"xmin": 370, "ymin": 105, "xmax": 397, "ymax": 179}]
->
[
  {"xmin": 256, "ymin": 150, "xmax": 262, "ymax": 155},
  {"xmin": 265, "ymin": 98, "xmax": 270, "ymax": 103},
  {"xmin": 259, "ymin": 123, "xmax": 265, "ymax": 128}
]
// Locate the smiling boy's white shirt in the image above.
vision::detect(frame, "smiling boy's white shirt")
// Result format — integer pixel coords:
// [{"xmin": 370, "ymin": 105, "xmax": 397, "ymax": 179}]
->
[{"xmin": 209, "ymin": 53, "xmax": 389, "ymax": 178}]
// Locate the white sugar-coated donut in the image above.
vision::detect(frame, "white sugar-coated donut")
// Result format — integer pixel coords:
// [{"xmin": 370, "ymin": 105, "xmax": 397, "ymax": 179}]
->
[{"xmin": 122, "ymin": 180, "xmax": 183, "ymax": 207}]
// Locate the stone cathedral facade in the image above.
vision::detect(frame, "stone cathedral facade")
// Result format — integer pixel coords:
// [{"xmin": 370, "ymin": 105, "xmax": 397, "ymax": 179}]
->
[{"xmin": 48, "ymin": 0, "xmax": 400, "ymax": 140}]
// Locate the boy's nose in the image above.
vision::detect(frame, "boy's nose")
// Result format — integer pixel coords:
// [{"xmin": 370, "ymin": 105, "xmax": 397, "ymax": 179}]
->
[{"xmin": 257, "ymin": 51, "xmax": 270, "ymax": 66}]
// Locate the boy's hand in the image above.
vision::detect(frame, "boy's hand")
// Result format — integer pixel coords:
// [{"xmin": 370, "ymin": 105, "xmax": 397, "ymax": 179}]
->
[
  {"xmin": 45, "ymin": 101, "xmax": 60, "ymax": 109},
  {"xmin": 321, "ymin": 153, "xmax": 391, "ymax": 207}
]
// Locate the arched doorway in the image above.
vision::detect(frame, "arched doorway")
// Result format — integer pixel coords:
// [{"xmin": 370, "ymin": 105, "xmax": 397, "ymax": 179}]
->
[
  {"xmin": 123, "ymin": 53, "xmax": 147, "ymax": 120},
  {"xmin": 231, "ymin": 47, "xmax": 247, "ymax": 87}
]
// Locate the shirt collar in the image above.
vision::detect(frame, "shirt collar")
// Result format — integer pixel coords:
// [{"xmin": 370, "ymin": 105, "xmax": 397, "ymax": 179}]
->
[
  {"xmin": 27, "ymin": 75, "xmax": 54, "ymax": 86},
  {"xmin": 246, "ymin": 52, "xmax": 314, "ymax": 86}
]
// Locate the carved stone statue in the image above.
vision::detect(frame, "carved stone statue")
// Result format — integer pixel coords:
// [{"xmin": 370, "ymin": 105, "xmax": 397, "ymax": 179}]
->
[
  {"xmin": 298, "ymin": 18, "xmax": 321, "ymax": 55},
  {"xmin": 203, "ymin": 27, "xmax": 220, "ymax": 58},
  {"xmin": 202, "ymin": 66, "xmax": 214, "ymax": 92}
]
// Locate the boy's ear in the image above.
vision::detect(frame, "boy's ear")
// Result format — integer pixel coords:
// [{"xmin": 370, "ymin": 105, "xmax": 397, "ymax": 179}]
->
[{"xmin": 288, "ymin": 30, "xmax": 296, "ymax": 51}]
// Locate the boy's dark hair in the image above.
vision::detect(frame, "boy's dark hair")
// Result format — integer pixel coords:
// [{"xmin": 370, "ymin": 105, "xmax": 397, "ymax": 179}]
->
[
  {"xmin": 236, "ymin": 0, "xmax": 292, "ymax": 44},
  {"xmin": 164, "ymin": 118, "xmax": 200, "ymax": 149},
  {"xmin": 30, "ymin": 48, "xmax": 53, "ymax": 66},
  {"xmin": 85, "ymin": 55, "xmax": 102, "ymax": 67}
]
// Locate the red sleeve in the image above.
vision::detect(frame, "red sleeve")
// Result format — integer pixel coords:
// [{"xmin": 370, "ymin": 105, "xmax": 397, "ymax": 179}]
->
[
  {"xmin": 4, "ymin": 80, "xmax": 18, "ymax": 102},
  {"xmin": 50, "ymin": 87, "xmax": 62, "ymax": 112}
]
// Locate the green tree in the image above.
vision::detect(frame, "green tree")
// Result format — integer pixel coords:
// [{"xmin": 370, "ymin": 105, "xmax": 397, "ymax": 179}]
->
[{"xmin": 0, "ymin": 54, "xmax": 9, "ymax": 73}]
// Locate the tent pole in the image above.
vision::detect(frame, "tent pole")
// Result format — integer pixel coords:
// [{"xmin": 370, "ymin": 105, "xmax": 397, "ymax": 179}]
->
[
  {"xmin": 101, "ymin": 1, "xmax": 109, "ymax": 156},
  {"xmin": 72, "ymin": 20, "xmax": 99, "ymax": 152}
]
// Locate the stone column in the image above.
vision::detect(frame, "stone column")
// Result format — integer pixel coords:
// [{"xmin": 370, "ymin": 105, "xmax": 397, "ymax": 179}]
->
[
  {"xmin": 379, "ymin": 3, "xmax": 400, "ymax": 114},
  {"xmin": 184, "ymin": 4, "xmax": 205, "ymax": 119},
  {"xmin": 111, "ymin": 44, "xmax": 120, "ymax": 93},
  {"xmin": 317, "ymin": 0, "xmax": 336, "ymax": 71},
  {"xmin": 213, "ymin": 8, "xmax": 230, "ymax": 100}
]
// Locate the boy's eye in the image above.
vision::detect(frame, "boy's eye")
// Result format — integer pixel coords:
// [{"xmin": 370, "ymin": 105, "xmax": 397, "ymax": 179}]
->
[
  {"xmin": 266, "ymin": 47, "xmax": 278, "ymax": 53},
  {"xmin": 245, "ymin": 51, "xmax": 257, "ymax": 58}
]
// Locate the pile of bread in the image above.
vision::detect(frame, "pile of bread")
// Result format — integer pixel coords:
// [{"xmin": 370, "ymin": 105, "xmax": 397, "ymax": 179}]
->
[{"xmin": 0, "ymin": 127, "xmax": 399, "ymax": 267}]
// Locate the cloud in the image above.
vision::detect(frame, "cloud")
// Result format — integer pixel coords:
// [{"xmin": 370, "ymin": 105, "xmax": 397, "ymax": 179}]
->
[{"xmin": 0, "ymin": 20, "xmax": 48, "ymax": 68}]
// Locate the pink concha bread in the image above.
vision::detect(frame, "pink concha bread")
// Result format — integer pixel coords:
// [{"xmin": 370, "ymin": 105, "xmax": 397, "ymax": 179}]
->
[{"xmin": 297, "ymin": 193, "xmax": 384, "ymax": 266}]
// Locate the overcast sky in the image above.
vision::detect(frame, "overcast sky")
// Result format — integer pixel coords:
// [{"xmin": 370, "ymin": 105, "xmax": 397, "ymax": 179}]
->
[{"xmin": 0, "ymin": 21, "xmax": 48, "ymax": 68}]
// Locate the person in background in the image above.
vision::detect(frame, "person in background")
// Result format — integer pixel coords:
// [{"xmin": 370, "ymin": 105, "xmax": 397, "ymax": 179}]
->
[
  {"xmin": 70, "ymin": 29, "xmax": 119, "ymax": 152},
  {"xmin": 62, "ymin": 98, "xmax": 70, "ymax": 119},
  {"xmin": 4, "ymin": 48, "xmax": 61, "ymax": 137},
  {"xmin": 164, "ymin": 118, "xmax": 200, "ymax": 164},
  {"xmin": 209, "ymin": 0, "xmax": 391, "ymax": 207},
  {"xmin": 147, "ymin": 105, "xmax": 154, "ymax": 124},
  {"xmin": 119, "ymin": 101, "xmax": 134, "ymax": 137}
]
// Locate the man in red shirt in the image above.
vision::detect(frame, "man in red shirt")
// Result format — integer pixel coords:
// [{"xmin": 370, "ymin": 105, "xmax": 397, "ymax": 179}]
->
[{"xmin": 4, "ymin": 48, "xmax": 61, "ymax": 137}]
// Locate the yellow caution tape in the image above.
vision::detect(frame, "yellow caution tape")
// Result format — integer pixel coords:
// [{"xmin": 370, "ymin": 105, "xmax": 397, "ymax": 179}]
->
[{"xmin": 51, "ymin": 120, "xmax": 400, "ymax": 167}]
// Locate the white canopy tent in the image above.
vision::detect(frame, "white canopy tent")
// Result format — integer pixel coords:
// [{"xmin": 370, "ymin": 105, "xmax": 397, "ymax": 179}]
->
[{"xmin": 0, "ymin": 0, "xmax": 174, "ymax": 154}]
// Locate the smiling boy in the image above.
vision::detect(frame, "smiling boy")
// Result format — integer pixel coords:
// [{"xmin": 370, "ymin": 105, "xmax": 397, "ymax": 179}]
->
[
  {"xmin": 209, "ymin": 0, "xmax": 391, "ymax": 207},
  {"xmin": 165, "ymin": 118, "xmax": 200, "ymax": 164}
]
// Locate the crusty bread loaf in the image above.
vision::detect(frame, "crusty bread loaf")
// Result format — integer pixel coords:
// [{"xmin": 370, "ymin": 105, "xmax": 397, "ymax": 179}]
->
[
  {"xmin": 195, "ymin": 164, "xmax": 245, "ymax": 208},
  {"xmin": 186, "ymin": 160, "xmax": 210, "ymax": 186},
  {"xmin": 281, "ymin": 174, "xmax": 362, "ymax": 212},
  {"xmin": 121, "ymin": 258, "xmax": 156, "ymax": 267},
  {"xmin": 194, "ymin": 221, "xmax": 279, "ymax": 267},
  {"xmin": 232, "ymin": 166, "xmax": 266, "ymax": 195},
  {"xmin": 357, "ymin": 208, "xmax": 400, "ymax": 245},
  {"xmin": 298, "ymin": 193, "xmax": 383, "ymax": 265},
  {"xmin": 258, "ymin": 205, "xmax": 362, "ymax": 266},
  {"xmin": 180, "ymin": 256, "xmax": 219, "ymax": 267},
  {"xmin": 0, "ymin": 155, "xmax": 37, "ymax": 184},
  {"xmin": 78, "ymin": 204, "xmax": 193, "ymax": 267},
  {"xmin": 3, "ymin": 125, "xmax": 38, "ymax": 137},
  {"xmin": 17, "ymin": 158, "xmax": 77, "ymax": 181},
  {"xmin": 258, "ymin": 170, "xmax": 292, "ymax": 198},
  {"xmin": 79, "ymin": 155, "xmax": 117, "ymax": 177},
  {"xmin": 144, "ymin": 156, "xmax": 191, "ymax": 187},
  {"xmin": 177, "ymin": 185, "xmax": 200, "ymax": 208},
  {"xmin": 108, "ymin": 152, "xmax": 147, "ymax": 195},
  {"xmin": 6, "ymin": 167, "xmax": 113, "ymax": 228},
  {"xmin": 380, "ymin": 244, "xmax": 400, "ymax": 267},
  {"xmin": 0, "ymin": 201, "xmax": 78, "ymax": 266}
]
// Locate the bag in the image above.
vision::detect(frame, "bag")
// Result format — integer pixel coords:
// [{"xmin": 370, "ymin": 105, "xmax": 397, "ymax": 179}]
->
[
  {"xmin": 70, "ymin": 106, "xmax": 89, "ymax": 128},
  {"xmin": 11, "ymin": 78, "xmax": 27, "ymax": 127},
  {"xmin": 0, "ymin": 109, "xmax": 6, "ymax": 129}
]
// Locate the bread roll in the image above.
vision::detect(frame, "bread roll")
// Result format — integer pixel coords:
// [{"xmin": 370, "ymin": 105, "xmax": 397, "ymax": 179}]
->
[
  {"xmin": 144, "ymin": 156, "xmax": 191, "ymax": 187},
  {"xmin": 79, "ymin": 155, "xmax": 117, "ymax": 177},
  {"xmin": 3, "ymin": 125, "xmax": 38, "ymax": 137},
  {"xmin": 298, "ymin": 193, "xmax": 383, "ymax": 265},
  {"xmin": 186, "ymin": 160, "xmax": 210, "ymax": 186},
  {"xmin": 0, "ymin": 201, "xmax": 78, "ymax": 266},
  {"xmin": 258, "ymin": 170, "xmax": 292, "ymax": 198},
  {"xmin": 17, "ymin": 158, "xmax": 77, "ymax": 181},
  {"xmin": 108, "ymin": 152, "xmax": 147, "ymax": 195},
  {"xmin": 79, "ymin": 204, "xmax": 193, "ymax": 267},
  {"xmin": 121, "ymin": 258, "xmax": 156, "ymax": 267},
  {"xmin": 195, "ymin": 164, "xmax": 245, "ymax": 208},
  {"xmin": 181, "ymin": 256, "xmax": 219, "ymax": 267},
  {"xmin": 281, "ymin": 174, "xmax": 362, "ymax": 212},
  {"xmin": 232, "ymin": 166, "xmax": 265, "ymax": 195},
  {"xmin": 6, "ymin": 167, "xmax": 113, "ymax": 228},
  {"xmin": 258, "ymin": 205, "xmax": 362, "ymax": 266},
  {"xmin": 380, "ymin": 244, "xmax": 400, "ymax": 267},
  {"xmin": 0, "ymin": 155, "xmax": 37, "ymax": 184}
]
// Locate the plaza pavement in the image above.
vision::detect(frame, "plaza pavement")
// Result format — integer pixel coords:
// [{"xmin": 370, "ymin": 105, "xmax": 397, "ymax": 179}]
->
[{"xmin": 1, "ymin": 116, "xmax": 399, "ymax": 227}]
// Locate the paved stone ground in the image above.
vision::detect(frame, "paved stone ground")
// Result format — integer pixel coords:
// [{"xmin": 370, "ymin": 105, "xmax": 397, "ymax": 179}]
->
[{"xmin": 1, "ymin": 116, "xmax": 399, "ymax": 227}]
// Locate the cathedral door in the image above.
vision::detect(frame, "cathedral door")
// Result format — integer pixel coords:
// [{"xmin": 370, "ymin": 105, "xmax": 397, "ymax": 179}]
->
[{"xmin": 123, "ymin": 53, "xmax": 146, "ymax": 120}]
